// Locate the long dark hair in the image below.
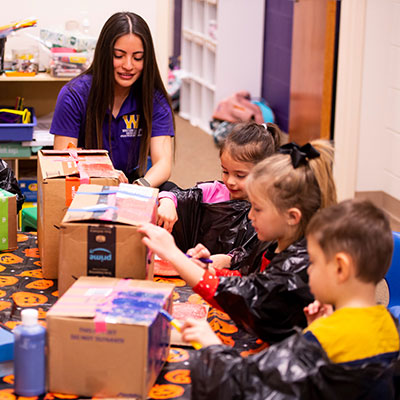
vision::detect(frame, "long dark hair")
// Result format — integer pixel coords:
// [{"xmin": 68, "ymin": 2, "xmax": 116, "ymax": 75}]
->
[
  {"xmin": 84, "ymin": 12, "xmax": 174, "ymax": 176},
  {"xmin": 219, "ymin": 122, "xmax": 282, "ymax": 164}
]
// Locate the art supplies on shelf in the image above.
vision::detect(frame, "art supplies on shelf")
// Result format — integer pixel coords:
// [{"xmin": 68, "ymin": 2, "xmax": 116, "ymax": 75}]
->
[{"xmin": 49, "ymin": 49, "xmax": 91, "ymax": 78}]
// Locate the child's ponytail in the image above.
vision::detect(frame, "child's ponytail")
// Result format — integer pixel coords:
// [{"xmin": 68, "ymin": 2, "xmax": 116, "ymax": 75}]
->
[
  {"xmin": 307, "ymin": 140, "xmax": 337, "ymax": 209},
  {"xmin": 264, "ymin": 122, "xmax": 282, "ymax": 153}
]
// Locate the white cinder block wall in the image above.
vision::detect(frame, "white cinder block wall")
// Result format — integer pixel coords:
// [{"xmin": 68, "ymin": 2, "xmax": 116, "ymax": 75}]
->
[
  {"xmin": 357, "ymin": 0, "xmax": 400, "ymax": 201},
  {"xmin": 1, "ymin": 0, "xmax": 172, "ymax": 84}
]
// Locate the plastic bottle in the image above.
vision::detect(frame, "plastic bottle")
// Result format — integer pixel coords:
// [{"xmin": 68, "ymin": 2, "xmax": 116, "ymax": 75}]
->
[{"xmin": 13, "ymin": 308, "xmax": 46, "ymax": 396}]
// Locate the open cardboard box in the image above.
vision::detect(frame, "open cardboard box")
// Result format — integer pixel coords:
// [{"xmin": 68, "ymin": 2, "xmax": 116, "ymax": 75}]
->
[{"xmin": 37, "ymin": 149, "xmax": 119, "ymax": 278}]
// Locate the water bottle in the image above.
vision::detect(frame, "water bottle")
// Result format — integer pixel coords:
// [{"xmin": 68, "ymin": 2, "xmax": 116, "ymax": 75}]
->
[{"xmin": 13, "ymin": 308, "xmax": 46, "ymax": 396}]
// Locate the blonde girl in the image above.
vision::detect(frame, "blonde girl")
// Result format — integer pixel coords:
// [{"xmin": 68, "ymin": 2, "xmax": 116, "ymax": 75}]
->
[{"xmin": 139, "ymin": 140, "xmax": 337, "ymax": 343}]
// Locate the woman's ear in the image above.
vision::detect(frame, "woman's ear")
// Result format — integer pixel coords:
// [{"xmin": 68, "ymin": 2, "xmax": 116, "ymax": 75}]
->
[{"xmin": 287, "ymin": 207, "xmax": 302, "ymax": 227}]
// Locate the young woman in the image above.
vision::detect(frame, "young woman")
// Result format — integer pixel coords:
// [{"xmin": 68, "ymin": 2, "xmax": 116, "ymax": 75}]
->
[{"xmin": 51, "ymin": 12, "xmax": 175, "ymax": 188}]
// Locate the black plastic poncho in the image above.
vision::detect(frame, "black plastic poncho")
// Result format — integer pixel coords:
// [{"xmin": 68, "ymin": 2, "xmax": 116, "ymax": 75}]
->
[
  {"xmin": 0, "ymin": 159, "xmax": 24, "ymax": 212},
  {"xmin": 190, "ymin": 330, "xmax": 400, "ymax": 400},
  {"xmin": 214, "ymin": 238, "xmax": 314, "ymax": 343},
  {"xmin": 171, "ymin": 184, "xmax": 257, "ymax": 255}
]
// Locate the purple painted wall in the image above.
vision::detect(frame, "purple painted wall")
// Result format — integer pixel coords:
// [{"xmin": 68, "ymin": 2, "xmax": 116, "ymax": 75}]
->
[
  {"xmin": 261, "ymin": 0, "xmax": 294, "ymax": 133},
  {"xmin": 173, "ymin": 0, "xmax": 182, "ymax": 59}
]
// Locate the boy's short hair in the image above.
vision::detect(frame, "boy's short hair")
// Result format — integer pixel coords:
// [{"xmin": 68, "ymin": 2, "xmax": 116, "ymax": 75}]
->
[{"xmin": 306, "ymin": 199, "xmax": 393, "ymax": 284}]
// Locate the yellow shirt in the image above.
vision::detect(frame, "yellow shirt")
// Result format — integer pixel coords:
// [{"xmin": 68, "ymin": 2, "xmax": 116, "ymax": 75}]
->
[{"xmin": 304, "ymin": 305, "xmax": 399, "ymax": 364}]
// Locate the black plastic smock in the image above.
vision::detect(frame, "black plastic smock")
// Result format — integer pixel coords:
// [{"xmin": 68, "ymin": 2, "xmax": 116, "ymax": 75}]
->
[
  {"xmin": 171, "ymin": 184, "xmax": 257, "ymax": 255},
  {"xmin": 214, "ymin": 238, "xmax": 314, "ymax": 343},
  {"xmin": 0, "ymin": 159, "xmax": 24, "ymax": 212},
  {"xmin": 190, "ymin": 330, "xmax": 400, "ymax": 400}
]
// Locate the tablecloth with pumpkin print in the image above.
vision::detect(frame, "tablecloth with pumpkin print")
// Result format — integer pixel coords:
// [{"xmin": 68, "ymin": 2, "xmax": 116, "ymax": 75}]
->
[{"xmin": 0, "ymin": 233, "xmax": 268, "ymax": 400}]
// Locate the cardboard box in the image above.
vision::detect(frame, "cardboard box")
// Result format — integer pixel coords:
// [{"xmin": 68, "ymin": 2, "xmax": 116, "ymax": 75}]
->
[
  {"xmin": 47, "ymin": 276, "xmax": 174, "ymax": 398},
  {"xmin": 0, "ymin": 189, "xmax": 17, "ymax": 251},
  {"xmin": 58, "ymin": 183, "xmax": 158, "ymax": 296},
  {"xmin": 37, "ymin": 149, "xmax": 119, "ymax": 278}
]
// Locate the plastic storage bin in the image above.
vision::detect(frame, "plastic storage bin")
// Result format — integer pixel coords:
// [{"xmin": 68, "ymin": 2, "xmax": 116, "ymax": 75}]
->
[{"xmin": 0, "ymin": 107, "xmax": 36, "ymax": 141}]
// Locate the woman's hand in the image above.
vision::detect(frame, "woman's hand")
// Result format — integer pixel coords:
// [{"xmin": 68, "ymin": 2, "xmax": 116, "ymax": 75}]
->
[
  {"xmin": 181, "ymin": 318, "xmax": 222, "ymax": 348},
  {"xmin": 303, "ymin": 300, "xmax": 333, "ymax": 325},
  {"xmin": 157, "ymin": 198, "xmax": 178, "ymax": 232}
]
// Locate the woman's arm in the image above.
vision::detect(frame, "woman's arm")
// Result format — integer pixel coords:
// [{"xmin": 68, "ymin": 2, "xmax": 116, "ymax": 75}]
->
[
  {"xmin": 144, "ymin": 135, "xmax": 172, "ymax": 187},
  {"xmin": 53, "ymin": 135, "xmax": 78, "ymax": 150}
]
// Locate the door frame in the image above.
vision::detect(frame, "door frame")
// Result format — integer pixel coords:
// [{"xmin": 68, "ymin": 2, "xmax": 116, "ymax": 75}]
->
[{"xmin": 333, "ymin": 0, "xmax": 367, "ymax": 200}]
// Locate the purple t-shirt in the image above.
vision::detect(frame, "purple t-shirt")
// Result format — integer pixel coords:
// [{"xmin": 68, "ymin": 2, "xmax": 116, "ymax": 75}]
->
[{"xmin": 50, "ymin": 74, "xmax": 174, "ymax": 175}]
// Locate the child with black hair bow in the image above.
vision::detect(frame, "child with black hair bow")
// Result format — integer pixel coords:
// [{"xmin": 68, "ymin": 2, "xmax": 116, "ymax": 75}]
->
[{"xmin": 139, "ymin": 140, "xmax": 337, "ymax": 344}]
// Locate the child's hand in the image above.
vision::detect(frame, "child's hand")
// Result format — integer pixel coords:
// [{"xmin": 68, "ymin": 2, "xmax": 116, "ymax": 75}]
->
[
  {"xmin": 157, "ymin": 198, "xmax": 178, "ymax": 232},
  {"xmin": 209, "ymin": 254, "xmax": 232, "ymax": 270},
  {"xmin": 186, "ymin": 244, "xmax": 215, "ymax": 272},
  {"xmin": 181, "ymin": 318, "xmax": 222, "ymax": 348},
  {"xmin": 138, "ymin": 222, "xmax": 179, "ymax": 262},
  {"xmin": 303, "ymin": 300, "xmax": 333, "ymax": 325}
]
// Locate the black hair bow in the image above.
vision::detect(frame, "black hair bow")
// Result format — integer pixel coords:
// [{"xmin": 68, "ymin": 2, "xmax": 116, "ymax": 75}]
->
[{"xmin": 278, "ymin": 142, "xmax": 320, "ymax": 168}]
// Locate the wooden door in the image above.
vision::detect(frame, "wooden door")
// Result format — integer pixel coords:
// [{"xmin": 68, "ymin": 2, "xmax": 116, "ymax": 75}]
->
[{"xmin": 289, "ymin": 0, "xmax": 338, "ymax": 145}]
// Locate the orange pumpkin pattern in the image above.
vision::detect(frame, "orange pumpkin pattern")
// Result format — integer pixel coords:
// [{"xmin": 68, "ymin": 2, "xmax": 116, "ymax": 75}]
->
[
  {"xmin": 0, "ymin": 300, "xmax": 11, "ymax": 311},
  {"xmin": 19, "ymin": 268, "xmax": 43, "ymax": 278},
  {"xmin": 12, "ymin": 291, "xmax": 48, "ymax": 307},
  {"xmin": 0, "ymin": 232, "xmax": 266, "ymax": 400},
  {"xmin": 0, "ymin": 389, "xmax": 16, "ymax": 399},
  {"xmin": 0, "ymin": 253, "xmax": 23, "ymax": 264},
  {"xmin": 148, "ymin": 384, "xmax": 185, "ymax": 399},
  {"xmin": 2, "ymin": 375, "xmax": 13, "ymax": 385},
  {"xmin": 167, "ymin": 348, "xmax": 189, "ymax": 363},
  {"xmin": 0, "ymin": 276, "xmax": 18, "ymax": 287},
  {"xmin": 23, "ymin": 248, "xmax": 40, "ymax": 258},
  {"xmin": 153, "ymin": 277, "xmax": 186, "ymax": 287},
  {"xmin": 164, "ymin": 369, "xmax": 191, "ymax": 385},
  {"xmin": 25, "ymin": 279, "xmax": 54, "ymax": 290},
  {"xmin": 17, "ymin": 233, "xmax": 28, "ymax": 242}
]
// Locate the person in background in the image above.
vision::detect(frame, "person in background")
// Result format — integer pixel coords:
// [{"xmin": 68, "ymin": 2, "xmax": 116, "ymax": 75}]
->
[
  {"xmin": 50, "ymin": 12, "xmax": 175, "ymax": 188},
  {"xmin": 139, "ymin": 140, "xmax": 337, "ymax": 344},
  {"xmin": 157, "ymin": 122, "xmax": 281, "ymax": 232},
  {"xmin": 179, "ymin": 199, "xmax": 399, "ymax": 399}
]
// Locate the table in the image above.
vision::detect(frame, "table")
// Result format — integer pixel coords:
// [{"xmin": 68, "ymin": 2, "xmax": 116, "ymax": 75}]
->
[{"xmin": 0, "ymin": 233, "xmax": 267, "ymax": 399}]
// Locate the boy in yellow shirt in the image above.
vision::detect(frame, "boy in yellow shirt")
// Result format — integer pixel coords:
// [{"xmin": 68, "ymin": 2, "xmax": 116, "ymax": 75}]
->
[{"xmin": 181, "ymin": 199, "xmax": 400, "ymax": 399}]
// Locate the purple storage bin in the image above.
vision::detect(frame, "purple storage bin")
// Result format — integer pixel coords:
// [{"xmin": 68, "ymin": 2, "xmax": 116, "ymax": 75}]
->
[{"xmin": 0, "ymin": 107, "xmax": 36, "ymax": 141}]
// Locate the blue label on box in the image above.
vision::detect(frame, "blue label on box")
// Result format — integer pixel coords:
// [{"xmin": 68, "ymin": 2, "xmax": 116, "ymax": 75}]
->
[{"xmin": 19, "ymin": 179, "xmax": 37, "ymax": 202}]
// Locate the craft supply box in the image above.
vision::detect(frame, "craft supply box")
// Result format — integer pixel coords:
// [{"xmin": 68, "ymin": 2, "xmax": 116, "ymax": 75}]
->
[
  {"xmin": 47, "ymin": 276, "xmax": 174, "ymax": 398},
  {"xmin": 58, "ymin": 183, "xmax": 158, "ymax": 295},
  {"xmin": 0, "ymin": 189, "xmax": 17, "ymax": 251},
  {"xmin": 37, "ymin": 149, "xmax": 119, "ymax": 278}
]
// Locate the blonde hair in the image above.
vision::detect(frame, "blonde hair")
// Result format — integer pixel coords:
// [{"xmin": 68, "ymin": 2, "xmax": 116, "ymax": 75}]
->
[{"xmin": 246, "ymin": 139, "xmax": 337, "ymax": 238}]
